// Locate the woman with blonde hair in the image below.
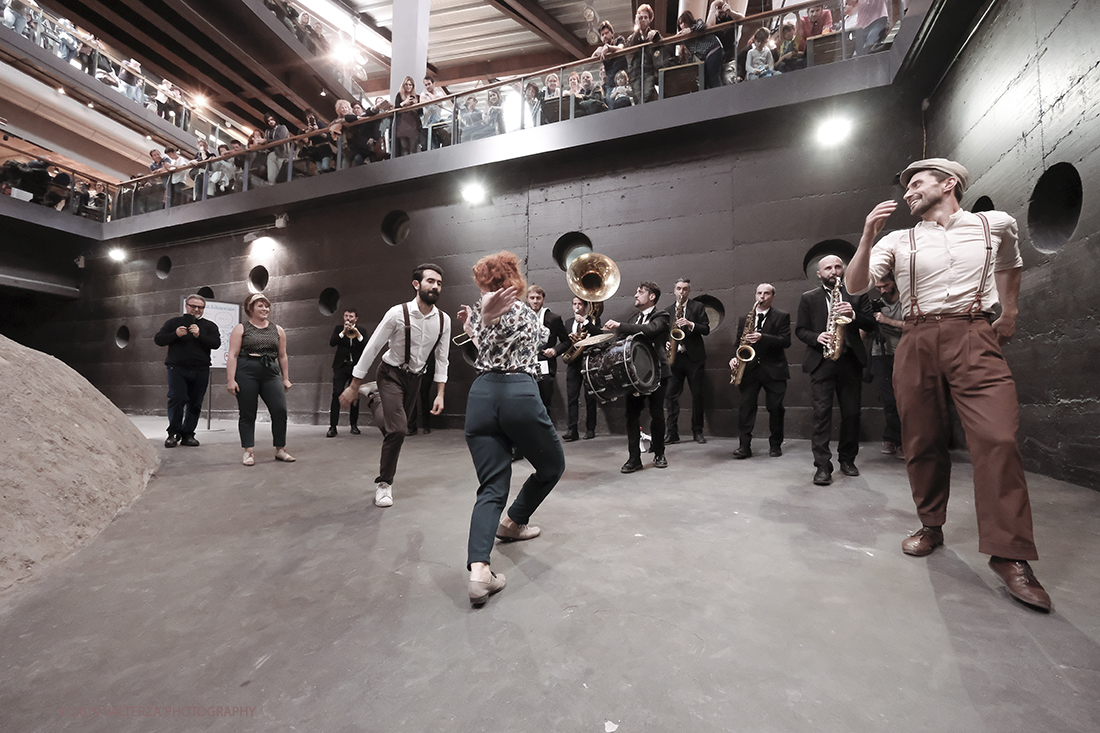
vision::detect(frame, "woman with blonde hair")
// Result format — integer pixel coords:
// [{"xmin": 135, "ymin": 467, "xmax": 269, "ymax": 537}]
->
[
  {"xmin": 393, "ymin": 75, "xmax": 421, "ymax": 157},
  {"xmin": 456, "ymin": 251, "xmax": 565, "ymax": 607},
  {"xmin": 226, "ymin": 293, "xmax": 295, "ymax": 465}
]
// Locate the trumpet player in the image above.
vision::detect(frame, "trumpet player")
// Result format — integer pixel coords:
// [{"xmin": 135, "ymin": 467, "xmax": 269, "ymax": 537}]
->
[
  {"xmin": 327, "ymin": 308, "xmax": 366, "ymax": 437},
  {"xmin": 731, "ymin": 284, "xmax": 790, "ymax": 459},
  {"xmin": 663, "ymin": 278, "xmax": 711, "ymax": 445},
  {"xmin": 796, "ymin": 255, "xmax": 875, "ymax": 486}
]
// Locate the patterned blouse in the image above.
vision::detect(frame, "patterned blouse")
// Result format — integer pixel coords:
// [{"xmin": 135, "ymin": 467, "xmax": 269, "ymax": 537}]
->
[
  {"xmin": 240, "ymin": 321, "xmax": 280, "ymax": 358},
  {"xmin": 470, "ymin": 300, "xmax": 547, "ymax": 377}
]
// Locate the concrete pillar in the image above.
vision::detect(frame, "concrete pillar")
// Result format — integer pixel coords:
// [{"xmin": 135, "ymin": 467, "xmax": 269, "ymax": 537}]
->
[
  {"xmin": 390, "ymin": 0, "xmax": 430, "ymax": 96},
  {"xmin": 678, "ymin": 1, "xmax": 706, "ymax": 23}
]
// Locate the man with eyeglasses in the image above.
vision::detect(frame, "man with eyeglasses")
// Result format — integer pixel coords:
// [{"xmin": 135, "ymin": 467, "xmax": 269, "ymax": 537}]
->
[{"xmin": 154, "ymin": 294, "xmax": 221, "ymax": 448}]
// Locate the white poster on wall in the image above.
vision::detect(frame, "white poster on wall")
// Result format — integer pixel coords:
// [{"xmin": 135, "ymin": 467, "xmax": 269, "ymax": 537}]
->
[{"xmin": 182, "ymin": 298, "xmax": 239, "ymax": 370}]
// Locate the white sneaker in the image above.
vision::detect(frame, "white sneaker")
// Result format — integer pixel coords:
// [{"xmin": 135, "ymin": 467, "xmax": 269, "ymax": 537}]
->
[{"xmin": 374, "ymin": 482, "xmax": 393, "ymax": 507}]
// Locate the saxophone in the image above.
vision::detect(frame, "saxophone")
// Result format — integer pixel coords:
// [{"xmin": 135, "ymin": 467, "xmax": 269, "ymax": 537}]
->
[
  {"xmin": 668, "ymin": 295, "xmax": 686, "ymax": 365},
  {"xmin": 729, "ymin": 301, "xmax": 759, "ymax": 385},
  {"xmin": 823, "ymin": 277, "xmax": 853, "ymax": 361}
]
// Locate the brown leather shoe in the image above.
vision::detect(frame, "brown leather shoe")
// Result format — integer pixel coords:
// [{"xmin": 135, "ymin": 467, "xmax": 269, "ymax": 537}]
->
[
  {"xmin": 902, "ymin": 526, "xmax": 943, "ymax": 556},
  {"xmin": 988, "ymin": 557, "xmax": 1052, "ymax": 612},
  {"xmin": 469, "ymin": 571, "xmax": 506, "ymax": 607}
]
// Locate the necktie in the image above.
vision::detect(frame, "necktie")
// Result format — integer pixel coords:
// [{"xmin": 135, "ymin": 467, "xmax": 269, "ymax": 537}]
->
[{"xmin": 756, "ymin": 313, "xmax": 765, "ymax": 330}]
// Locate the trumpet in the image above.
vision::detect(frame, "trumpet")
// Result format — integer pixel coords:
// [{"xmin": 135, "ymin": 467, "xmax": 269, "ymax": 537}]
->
[{"xmin": 729, "ymin": 300, "xmax": 759, "ymax": 385}]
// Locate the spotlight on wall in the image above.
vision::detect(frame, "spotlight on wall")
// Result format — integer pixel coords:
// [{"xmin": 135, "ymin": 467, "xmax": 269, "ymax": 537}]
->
[
  {"xmin": 248, "ymin": 236, "xmax": 277, "ymax": 258},
  {"xmin": 108, "ymin": 248, "xmax": 127, "ymax": 262},
  {"xmin": 461, "ymin": 182, "xmax": 487, "ymax": 205},
  {"xmin": 816, "ymin": 116, "xmax": 853, "ymax": 146},
  {"xmin": 274, "ymin": 213, "xmax": 289, "ymax": 228}
]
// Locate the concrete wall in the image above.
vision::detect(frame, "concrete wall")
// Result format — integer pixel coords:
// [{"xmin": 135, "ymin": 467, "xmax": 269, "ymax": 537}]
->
[{"xmin": 924, "ymin": 0, "xmax": 1100, "ymax": 488}]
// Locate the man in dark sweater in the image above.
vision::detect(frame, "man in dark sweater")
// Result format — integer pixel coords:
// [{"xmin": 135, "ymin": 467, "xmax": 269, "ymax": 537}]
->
[{"xmin": 154, "ymin": 294, "xmax": 221, "ymax": 447}]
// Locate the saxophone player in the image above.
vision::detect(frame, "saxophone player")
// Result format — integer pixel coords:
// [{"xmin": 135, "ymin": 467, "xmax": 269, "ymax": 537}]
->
[
  {"xmin": 796, "ymin": 255, "xmax": 876, "ymax": 486},
  {"xmin": 731, "ymin": 284, "xmax": 791, "ymax": 459},
  {"xmin": 663, "ymin": 278, "xmax": 711, "ymax": 444}
]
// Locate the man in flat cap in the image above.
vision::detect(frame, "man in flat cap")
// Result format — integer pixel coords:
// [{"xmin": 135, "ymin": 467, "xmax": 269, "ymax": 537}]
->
[{"xmin": 845, "ymin": 158, "xmax": 1051, "ymax": 612}]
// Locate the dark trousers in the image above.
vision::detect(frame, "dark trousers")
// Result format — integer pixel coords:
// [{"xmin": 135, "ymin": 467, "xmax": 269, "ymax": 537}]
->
[
  {"xmin": 234, "ymin": 356, "xmax": 287, "ymax": 448},
  {"xmin": 537, "ymin": 373, "xmax": 554, "ymax": 412},
  {"xmin": 894, "ymin": 316, "xmax": 1036, "ymax": 560},
  {"xmin": 809, "ymin": 354, "xmax": 863, "ymax": 470},
  {"xmin": 465, "ymin": 373, "xmax": 565, "ymax": 568},
  {"xmin": 329, "ymin": 362, "xmax": 359, "ymax": 428},
  {"xmin": 375, "ymin": 362, "xmax": 421, "ymax": 484},
  {"xmin": 872, "ymin": 354, "xmax": 901, "ymax": 445},
  {"xmin": 664, "ymin": 357, "xmax": 705, "ymax": 438},
  {"xmin": 626, "ymin": 381, "xmax": 667, "ymax": 461},
  {"xmin": 165, "ymin": 365, "xmax": 209, "ymax": 438},
  {"xmin": 565, "ymin": 363, "xmax": 597, "ymax": 434},
  {"xmin": 737, "ymin": 373, "xmax": 786, "ymax": 450},
  {"xmin": 407, "ymin": 366, "xmax": 435, "ymax": 433}
]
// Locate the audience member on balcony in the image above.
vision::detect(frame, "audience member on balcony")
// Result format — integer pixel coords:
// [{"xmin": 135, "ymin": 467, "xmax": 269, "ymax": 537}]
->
[
  {"xmin": 230, "ymin": 139, "xmax": 246, "ymax": 189},
  {"xmin": 626, "ymin": 4, "xmax": 661, "ymax": 103},
  {"xmin": 263, "ymin": 112, "xmax": 290, "ymax": 185},
  {"xmin": 675, "ymin": 10, "xmax": 724, "ymax": 90},
  {"xmin": 746, "ymin": 27, "xmax": 779, "ymax": 79},
  {"xmin": 540, "ymin": 73, "xmax": 560, "ymax": 101},
  {"xmin": 162, "ymin": 146, "xmax": 189, "ymax": 206},
  {"xmin": 55, "ymin": 18, "xmax": 78, "ymax": 63},
  {"xmin": 210, "ymin": 143, "xmax": 235, "ymax": 195},
  {"xmin": 775, "ymin": 22, "xmax": 806, "ymax": 73},
  {"xmin": 302, "ymin": 111, "xmax": 335, "ymax": 173},
  {"xmin": 2, "ymin": 0, "xmax": 28, "ymax": 36},
  {"xmin": 707, "ymin": 1, "xmax": 745, "ymax": 85},
  {"xmin": 332, "ymin": 98, "xmax": 380, "ymax": 165},
  {"xmin": 84, "ymin": 181, "xmax": 110, "ymax": 221},
  {"xmin": 523, "ymin": 82, "xmax": 541, "ymax": 126},
  {"xmin": 592, "ymin": 20, "xmax": 626, "ymax": 98},
  {"xmin": 247, "ymin": 129, "xmax": 268, "ymax": 183},
  {"xmin": 422, "ymin": 76, "xmax": 452, "ymax": 148},
  {"xmin": 118, "ymin": 58, "xmax": 145, "ymax": 105},
  {"xmin": 577, "ymin": 71, "xmax": 607, "ymax": 116},
  {"xmin": 459, "ymin": 96, "xmax": 494, "ymax": 142},
  {"xmin": 191, "ymin": 139, "xmax": 216, "ymax": 199},
  {"xmin": 393, "ymin": 76, "xmax": 422, "ymax": 157},
  {"xmin": 75, "ymin": 33, "xmax": 100, "ymax": 76},
  {"xmin": 798, "ymin": 4, "xmax": 834, "ymax": 54},
  {"xmin": 847, "ymin": 0, "xmax": 890, "ymax": 56},
  {"xmin": 608, "ymin": 70, "xmax": 635, "ymax": 108},
  {"xmin": 265, "ymin": 0, "xmax": 298, "ymax": 34},
  {"xmin": 148, "ymin": 148, "xmax": 167, "ymax": 173}
]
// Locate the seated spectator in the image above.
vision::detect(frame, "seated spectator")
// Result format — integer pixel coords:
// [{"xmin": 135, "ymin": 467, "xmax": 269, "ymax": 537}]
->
[
  {"xmin": 775, "ymin": 22, "xmax": 806, "ymax": 73},
  {"xmin": 676, "ymin": 10, "xmax": 724, "ymax": 90},
  {"xmin": 393, "ymin": 76, "xmax": 421, "ymax": 157},
  {"xmin": 592, "ymin": 20, "xmax": 627, "ymax": 99},
  {"xmin": 301, "ymin": 111, "xmax": 335, "ymax": 173},
  {"xmin": 577, "ymin": 71, "xmax": 608, "ymax": 116},
  {"xmin": 707, "ymin": 1, "xmax": 745, "ymax": 85},
  {"xmin": 798, "ymin": 5, "xmax": 834, "ymax": 54},
  {"xmin": 210, "ymin": 143, "xmax": 236, "ymax": 195},
  {"xmin": 746, "ymin": 27, "xmax": 779, "ymax": 79},
  {"xmin": 626, "ymin": 4, "xmax": 661, "ymax": 103},
  {"xmin": 608, "ymin": 70, "xmax": 635, "ymax": 108},
  {"xmin": 262, "ymin": 112, "xmax": 290, "ymax": 185}
]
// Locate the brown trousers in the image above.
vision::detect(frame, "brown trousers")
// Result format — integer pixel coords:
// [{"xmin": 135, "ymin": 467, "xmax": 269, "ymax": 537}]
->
[
  {"xmin": 894, "ymin": 315, "xmax": 1037, "ymax": 560},
  {"xmin": 374, "ymin": 362, "xmax": 422, "ymax": 485}
]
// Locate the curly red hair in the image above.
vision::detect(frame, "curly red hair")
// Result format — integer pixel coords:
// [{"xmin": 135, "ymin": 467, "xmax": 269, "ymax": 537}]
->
[{"xmin": 472, "ymin": 251, "xmax": 527, "ymax": 295}]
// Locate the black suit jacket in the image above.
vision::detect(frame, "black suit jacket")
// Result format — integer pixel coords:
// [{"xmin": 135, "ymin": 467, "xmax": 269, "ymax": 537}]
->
[
  {"xmin": 564, "ymin": 314, "xmax": 603, "ymax": 372},
  {"xmin": 537, "ymin": 309, "xmax": 571, "ymax": 378},
  {"xmin": 796, "ymin": 286, "xmax": 876, "ymax": 374},
  {"xmin": 663, "ymin": 298, "xmax": 710, "ymax": 363},
  {"xmin": 330, "ymin": 324, "xmax": 367, "ymax": 369},
  {"xmin": 736, "ymin": 307, "xmax": 791, "ymax": 382},
  {"xmin": 614, "ymin": 307, "xmax": 672, "ymax": 380}
]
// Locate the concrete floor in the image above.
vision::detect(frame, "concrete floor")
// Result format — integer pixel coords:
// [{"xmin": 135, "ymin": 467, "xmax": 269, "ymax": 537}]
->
[{"xmin": 2, "ymin": 417, "xmax": 1099, "ymax": 733}]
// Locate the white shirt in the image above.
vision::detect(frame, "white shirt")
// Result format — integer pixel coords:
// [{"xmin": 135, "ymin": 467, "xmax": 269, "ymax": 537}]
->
[
  {"xmin": 856, "ymin": 209, "xmax": 1022, "ymax": 316},
  {"xmin": 352, "ymin": 299, "xmax": 451, "ymax": 382}
]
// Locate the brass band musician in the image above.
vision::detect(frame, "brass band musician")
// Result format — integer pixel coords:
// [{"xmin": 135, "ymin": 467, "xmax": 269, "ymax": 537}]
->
[
  {"xmin": 663, "ymin": 278, "xmax": 711, "ymax": 445},
  {"xmin": 731, "ymin": 284, "xmax": 791, "ymax": 459}
]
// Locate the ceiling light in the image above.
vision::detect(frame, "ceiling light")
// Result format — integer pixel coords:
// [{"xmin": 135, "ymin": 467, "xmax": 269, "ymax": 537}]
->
[
  {"xmin": 145, "ymin": 135, "xmax": 153, "ymax": 140},
  {"xmin": 193, "ymin": 94, "xmax": 207, "ymax": 107},
  {"xmin": 108, "ymin": 248, "xmax": 127, "ymax": 262},
  {"xmin": 87, "ymin": 102, "xmax": 94, "ymax": 108},
  {"xmin": 461, "ymin": 182, "xmax": 487, "ymax": 205},
  {"xmin": 57, "ymin": 87, "xmax": 65, "ymax": 94},
  {"xmin": 320, "ymin": 89, "xmax": 327, "ymax": 97},
  {"xmin": 816, "ymin": 117, "xmax": 853, "ymax": 146}
]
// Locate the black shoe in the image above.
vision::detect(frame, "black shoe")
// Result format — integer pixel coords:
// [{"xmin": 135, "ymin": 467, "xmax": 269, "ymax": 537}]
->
[
  {"xmin": 665, "ymin": 434, "xmax": 681, "ymax": 444},
  {"xmin": 181, "ymin": 435, "xmax": 200, "ymax": 447},
  {"xmin": 583, "ymin": 431, "xmax": 596, "ymax": 440},
  {"xmin": 813, "ymin": 467, "xmax": 833, "ymax": 486},
  {"xmin": 839, "ymin": 461, "xmax": 860, "ymax": 477},
  {"xmin": 732, "ymin": 447, "xmax": 752, "ymax": 459},
  {"xmin": 407, "ymin": 428, "xmax": 418, "ymax": 436},
  {"xmin": 326, "ymin": 426, "xmax": 337, "ymax": 438},
  {"xmin": 621, "ymin": 459, "xmax": 642, "ymax": 473},
  {"xmin": 769, "ymin": 447, "xmax": 783, "ymax": 457},
  {"xmin": 350, "ymin": 425, "xmax": 361, "ymax": 435},
  {"xmin": 562, "ymin": 430, "xmax": 579, "ymax": 442},
  {"xmin": 164, "ymin": 434, "xmax": 180, "ymax": 448},
  {"xmin": 693, "ymin": 434, "xmax": 707, "ymax": 444},
  {"xmin": 653, "ymin": 454, "xmax": 668, "ymax": 469}
]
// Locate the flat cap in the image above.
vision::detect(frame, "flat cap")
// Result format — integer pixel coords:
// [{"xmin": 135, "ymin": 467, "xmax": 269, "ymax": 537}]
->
[{"xmin": 898, "ymin": 158, "xmax": 970, "ymax": 192}]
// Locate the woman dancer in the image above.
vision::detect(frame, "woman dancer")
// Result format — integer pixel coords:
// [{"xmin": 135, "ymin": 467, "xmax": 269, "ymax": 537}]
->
[
  {"xmin": 226, "ymin": 293, "xmax": 295, "ymax": 465},
  {"xmin": 457, "ymin": 252, "xmax": 565, "ymax": 607}
]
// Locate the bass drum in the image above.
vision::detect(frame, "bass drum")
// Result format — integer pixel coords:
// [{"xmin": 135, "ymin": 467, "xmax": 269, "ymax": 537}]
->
[{"xmin": 582, "ymin": 335, "xmax": 660, "ymax": 403}]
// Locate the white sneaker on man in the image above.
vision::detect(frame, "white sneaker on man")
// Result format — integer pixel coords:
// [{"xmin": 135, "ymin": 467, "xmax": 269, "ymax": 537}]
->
[{"xmin": 374, "ymin": 481, "xmax": 393, "ymax": 507}]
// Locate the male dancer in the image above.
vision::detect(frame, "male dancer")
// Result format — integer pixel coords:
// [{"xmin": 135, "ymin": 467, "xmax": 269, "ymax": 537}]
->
[
  {"xmin": 605, "ymin": 282, "xmax": 670, "ymax": 473},
  {"xmin": 153, "ymin": 294, "xmax": 221, "ymax": 448},
  {"xmin": 340, "ymin": 264, "xmax": 451, "ymax": 507},
  {"xmin": 327, "ymin": 309, "xmax": 365, "ymax": 437},
  {"xmin": 846, "ymin": 158, "xmax": 1050, "ymax": 611},
  {"xmin": 731, "ymin": 283, "xmax": 791, "ymax": 458},
  {"xmin": 561, "ymin": 296, "xmax": 602, "ymax": 442},
  {"xmin": 663, "ymin": 278, "xmax": 710, "ymax": 444}
]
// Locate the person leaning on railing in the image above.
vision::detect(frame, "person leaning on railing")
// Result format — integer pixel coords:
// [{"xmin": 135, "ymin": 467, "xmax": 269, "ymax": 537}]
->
[
  {"xmin": 332, "ymin": 98, "xmax": 384, "ymax": 166},
  {"xmin": 626, "ymin": 4, "xmax": 661, "ymax": 103},
  {"xmin": 707, "ymin": 0, "xmax": 745, "ymax": 84},
  {"xmin": 301, "ymin": 110, "xmax": 335, "ymax": 174},
  {"xmin": 675, "ymin": 10, "xmax": 724, "ymax": 90}
]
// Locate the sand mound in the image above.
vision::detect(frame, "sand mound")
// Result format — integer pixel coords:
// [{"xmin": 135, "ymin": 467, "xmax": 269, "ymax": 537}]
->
[{"xmin": 0, "ymin": 335, "xmax": 159, "ymax": 591}]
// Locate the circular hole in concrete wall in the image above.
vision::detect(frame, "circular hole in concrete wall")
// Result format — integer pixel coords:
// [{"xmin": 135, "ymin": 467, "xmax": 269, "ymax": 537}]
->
[
  {"xmin": 196, "ymin": 286, "xmax": 215, "ymax": 299},
  {"xmin": 115, "ymin": 325, "xmax": 130, "ymax": 349},
  {"xmin": 803, "ymin": 239, "xmax": 856, "ymax": 282},
  {"xmin": 156, "ymin": 255, "xmax": 172, "ymax": 279},
  {"xmin": 319, "ymin": 287, "xmax": 340, "ymax": 316},
  {"xmin": 1028, "ymin": 162, "xmax": 1082, "ymax": 253},
  {"xmin": 248, "ymin": 265, "xmax": 269, "ymax": 293},
  {"xmin": 691, "ymin": 294, "xmax": 727, "ymax": 331},
  {"xmin": 970, "ymin": 195, "xmax": 994, "ymax": 213},
  {"xmin": 381, "ymin": 210, "xmax": 410, "ymax": 246}
]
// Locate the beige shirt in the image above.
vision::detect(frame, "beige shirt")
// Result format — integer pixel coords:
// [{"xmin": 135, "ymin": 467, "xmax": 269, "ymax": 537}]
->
[{"xmin": 856, "ymin": 209, "xmax": 1022, "ymax": 316}]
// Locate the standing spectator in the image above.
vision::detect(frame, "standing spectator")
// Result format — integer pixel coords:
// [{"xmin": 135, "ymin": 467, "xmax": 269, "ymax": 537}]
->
[
  {"xmin": 707, "ymin": 1, "xmax": 746, "ymax": 84},
  {"xmin": 154, "ymin": 294, "xmax": 221, "ymax": 449},
  {"xmin": 191, "ymin": 139, "xmax": 216, "ymax": 200},
  {"xmin": 148, "ymin": 148, "xmax": 167, "ymax": 173},
  {"xmin": 591, "ymin": 20, "xmax": 627, "ymax": 98},
  {"xmin": 798, "ymin": 5, "xmax": 834, "ymax": 55},
  {"xmin": 746, "ymin": 27, "xmax": 779, "ymax": 79},
  {"xmin": 210, "ymin": 143, "xmax": 236, "ymax": 195},
  {"xmin": 263, "ymin": 113, "xmax": 290, "ymax": 185},
  {"xmin": 56, "ymin": 18, "xmax": 78, "ymax": 63},
  {"xmin": 332, "ymin": 98, "xmax": 382, "ymax": 165},
  {"xmin": 625, "ymin": 4, "xmax": 661, "ymax": 103},
  {"xmin": 118, "ymin": 58, "xmax": 145, "ymax": 105},
  {"xmin": 871, "ymin": 272, "xmax": 905, "ymax": 458},
  {"xmin": 849, "ymin": 0, "xmax": 890, "ymax": 56},
  {"xmin": 421, "ymin": 76, "xmax": 452, "ymax": 148},
  {"xmin": 3, "ymin": 0, "xmax": 28, "ymax": 37},
  {"xmin": 226, "ymin": 293, "xmax": 295, "ymax": 466},
  {"xmin": 393, "ymin": 75, "xmax": 421, "ymax": 157},
  {"xmin": 327, "ymin": 309, "xmax": 365, "ymax": 437},
  {"xmin": 161, "ymin": 146, "xmax": 189, "ymax": 206},
  {"xmin": 302, "ymin": 111, "xmax": 334, "ymax": 173},
  {"xmin": 676, "ymin": 10, "xmax": 724, "ymax": 90}
]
